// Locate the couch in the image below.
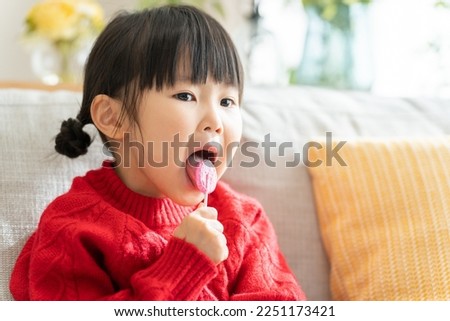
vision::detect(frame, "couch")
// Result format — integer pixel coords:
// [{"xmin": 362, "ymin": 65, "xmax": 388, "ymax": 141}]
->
[{"xmin": 1, "ymin": 84, "xmax": 449, "ymax": 301}]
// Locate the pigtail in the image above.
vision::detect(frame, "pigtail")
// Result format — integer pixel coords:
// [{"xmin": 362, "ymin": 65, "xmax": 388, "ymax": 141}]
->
[{"xmin": 54, "ymin": 117, "xmax": 92, "ymax": 158}]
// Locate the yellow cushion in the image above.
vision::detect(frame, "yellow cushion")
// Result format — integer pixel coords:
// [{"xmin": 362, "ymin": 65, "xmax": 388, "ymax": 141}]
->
[{"xmin": 307, "ymin": 137, "xmax": 450, "ymax": 300}]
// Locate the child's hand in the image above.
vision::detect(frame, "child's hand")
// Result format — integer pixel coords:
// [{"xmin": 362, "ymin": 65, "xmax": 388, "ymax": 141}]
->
[{"xmin": 173, "ymin": 203, "xmax": 228, "ymax": 265}]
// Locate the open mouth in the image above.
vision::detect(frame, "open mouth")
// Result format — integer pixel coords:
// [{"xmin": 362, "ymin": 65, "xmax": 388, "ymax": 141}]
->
[
  {"xmin": 185, "ymin": 144, "xmax": 219, "ymax": 195},
  {"xmin": 187, "ymin": 144, "xmax": 219, "ymax": 166}
]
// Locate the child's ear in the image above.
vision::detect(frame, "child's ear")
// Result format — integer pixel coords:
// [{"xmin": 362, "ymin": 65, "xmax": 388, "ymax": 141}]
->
[{"xmin": 91, "ymin": 94, "xmax": 126, "ymax": 140}]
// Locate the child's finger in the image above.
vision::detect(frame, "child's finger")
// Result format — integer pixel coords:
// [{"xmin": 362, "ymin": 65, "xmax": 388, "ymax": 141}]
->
[
  {"xmin": 196, "ymin": 206, "xmax": 218, "ymax": 220},
  {"xmin": 207, "ymin": 219, "xmax": 224, "ymax": 234}
]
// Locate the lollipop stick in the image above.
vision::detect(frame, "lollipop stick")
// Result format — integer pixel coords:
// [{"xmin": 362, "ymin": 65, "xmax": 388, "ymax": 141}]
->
[{"xmin": 203, "ymin": 192, "xmax": 208, "ymax": 207}]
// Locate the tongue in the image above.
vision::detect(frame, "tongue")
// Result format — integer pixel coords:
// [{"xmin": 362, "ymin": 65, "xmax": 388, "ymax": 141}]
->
[{"xmin": 186, "ymin": 154, "xmax": 217, "ymax": 194}]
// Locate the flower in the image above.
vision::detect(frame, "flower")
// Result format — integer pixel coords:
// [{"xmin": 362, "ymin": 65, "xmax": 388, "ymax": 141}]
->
[
  {"xmin": 24, "ymin": 0, "xmax": 105, "ymax": 44},
  {"xmin": 23, "ymin": 0, "xmax": 105, "ymax": 85}
]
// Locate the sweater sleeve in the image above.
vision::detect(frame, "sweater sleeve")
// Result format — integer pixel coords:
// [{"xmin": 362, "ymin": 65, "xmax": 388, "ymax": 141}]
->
[
  {"xmin": 10, "ymin": 203, "xmax": 217, "ymax": 301},
  {"xmin": 229, "ymin": 206, "xmax": 307, "ymax": 301}
]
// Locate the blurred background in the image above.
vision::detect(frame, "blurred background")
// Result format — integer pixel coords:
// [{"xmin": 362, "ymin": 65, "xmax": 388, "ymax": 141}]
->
[{"xmin": 1, "ymin": 0, "xmax": 450, "ymax": 98}]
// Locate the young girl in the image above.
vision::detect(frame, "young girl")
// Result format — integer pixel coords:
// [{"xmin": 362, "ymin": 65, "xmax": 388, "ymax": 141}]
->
[{"xmin": 10, "ymin": 5, "xmax": 305, "ymax": 301}]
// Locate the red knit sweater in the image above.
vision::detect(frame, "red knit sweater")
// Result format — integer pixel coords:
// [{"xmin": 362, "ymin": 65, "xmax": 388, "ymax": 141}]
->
[{"xmin": 10, "ymin": 162, "xmax": 306, "ymax": 301}]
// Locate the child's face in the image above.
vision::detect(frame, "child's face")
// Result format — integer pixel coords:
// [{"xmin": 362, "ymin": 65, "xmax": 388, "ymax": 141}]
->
[{"xmin": 117, "ymin": 77, "xmax": 242, "ymax": 205}]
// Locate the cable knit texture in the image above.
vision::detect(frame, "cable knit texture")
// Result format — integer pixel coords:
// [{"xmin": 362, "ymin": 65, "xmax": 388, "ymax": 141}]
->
[{"xmin": 10, "ymin": 161, "xmax": 305, "ymax": 301}]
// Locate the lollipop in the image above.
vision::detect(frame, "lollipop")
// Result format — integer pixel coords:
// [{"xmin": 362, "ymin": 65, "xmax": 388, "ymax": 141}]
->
[{"xmin": 186, "ymin": 154, "xmax": 217, "ymax": 206}]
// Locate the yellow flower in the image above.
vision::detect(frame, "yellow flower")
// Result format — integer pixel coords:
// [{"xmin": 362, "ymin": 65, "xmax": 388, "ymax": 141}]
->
[{"xmin": 25, "ymin": 0, "xmax": 105, "ymax": 42}]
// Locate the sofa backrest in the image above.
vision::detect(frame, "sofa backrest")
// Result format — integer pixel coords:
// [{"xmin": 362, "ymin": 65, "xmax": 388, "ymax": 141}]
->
[{"xmin": 224, "ymin": 86, "xmax": 450, "ymax": 300}]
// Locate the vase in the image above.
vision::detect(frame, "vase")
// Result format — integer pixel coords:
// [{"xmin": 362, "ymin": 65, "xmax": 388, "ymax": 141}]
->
[
  {"xmin": 296, "ymin": 4, "xmax": 373, "ymax": 90},
  {"xmin": 30, "ymin": 40, "xmax": 91, "ymax": 86}
]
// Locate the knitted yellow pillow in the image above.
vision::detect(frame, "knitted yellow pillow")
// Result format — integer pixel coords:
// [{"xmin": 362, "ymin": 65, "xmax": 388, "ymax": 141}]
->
[{"xmin": 307, "ymin": 137, "xmax": 450, "ymax": 300}]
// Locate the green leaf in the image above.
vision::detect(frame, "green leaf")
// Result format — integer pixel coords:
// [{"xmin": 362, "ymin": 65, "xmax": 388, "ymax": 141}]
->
[{"xmin": 138, "ymin": 0, "xmax": 225, "ymax": 17}]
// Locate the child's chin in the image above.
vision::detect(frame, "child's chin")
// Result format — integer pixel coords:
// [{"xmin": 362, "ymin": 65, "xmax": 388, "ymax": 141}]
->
[{"xmin": 171, "ymin": 192, "xmax": 203, "ymax": 207}]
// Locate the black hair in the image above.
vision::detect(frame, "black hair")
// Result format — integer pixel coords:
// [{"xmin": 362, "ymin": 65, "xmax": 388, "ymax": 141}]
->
[{"xmin": 55, "ymin": 5, "xmax": 244, "ymax": 158}]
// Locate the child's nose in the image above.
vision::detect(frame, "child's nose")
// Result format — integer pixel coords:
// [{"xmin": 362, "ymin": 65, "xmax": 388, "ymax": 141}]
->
[{"xmin": 201, "ymin": 106, "xmax": 223, "ymax": 135}]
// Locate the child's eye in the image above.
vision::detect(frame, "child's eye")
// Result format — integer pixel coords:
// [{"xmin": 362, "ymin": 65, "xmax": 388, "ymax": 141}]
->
[
  {"xmin": 175, "ymin": 93, "xmax": 194, "ymax": 101},
  {"xmin": 220, "ymin": 98, "xmax": 234, "ymax": 108}
]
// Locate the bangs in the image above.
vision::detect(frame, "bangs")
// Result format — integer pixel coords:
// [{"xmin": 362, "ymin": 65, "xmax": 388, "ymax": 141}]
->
[{"xmin": 138, "ymin": 6, "xmax": 243, "ymax": 96}]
